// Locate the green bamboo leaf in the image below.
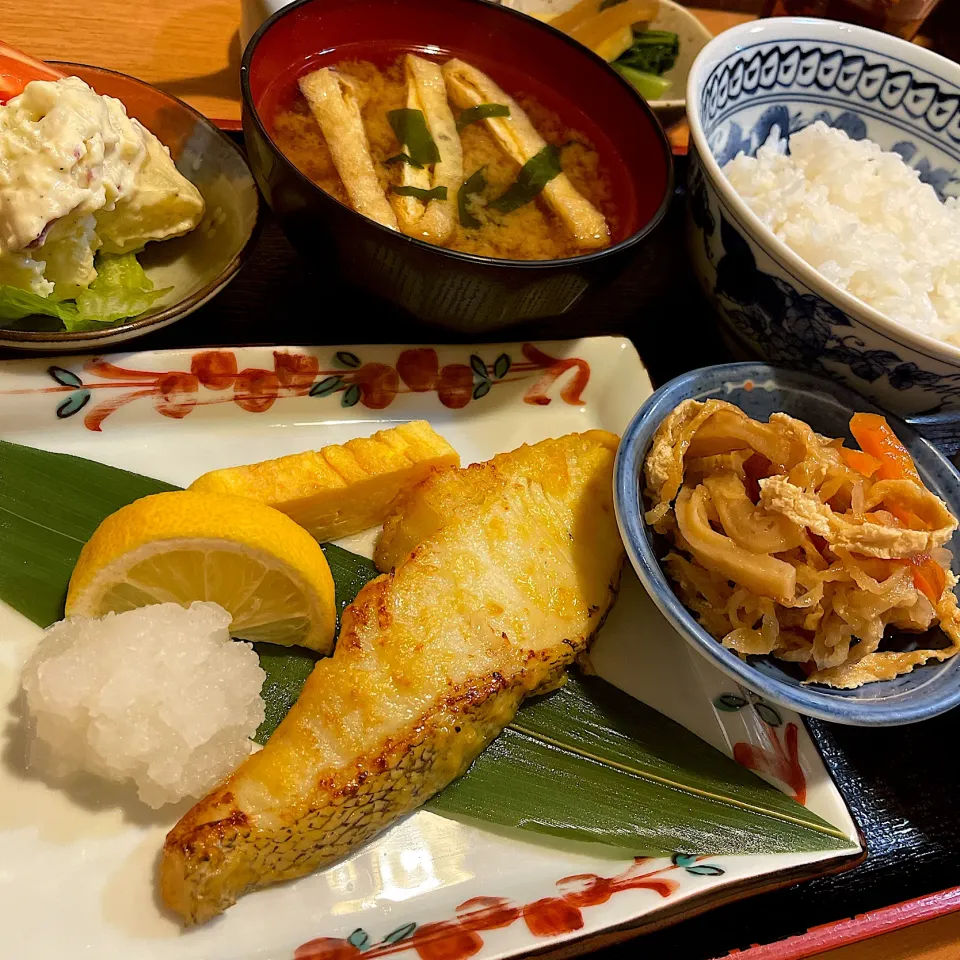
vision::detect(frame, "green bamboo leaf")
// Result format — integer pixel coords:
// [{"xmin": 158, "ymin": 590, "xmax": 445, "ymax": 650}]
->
[
  {"xmin": 0, "ymin": 440, "xmax": 179, "ymax": 627},
  {"xmin": 342, "ymin": 383, "xmax": 361, "ymax": 407},
  {"xmin": 252, "ymin": 642, "xmax": 320, "ymax": 744},
  {"xmin": 323, "ymin": 542, "xmax": 380, "ymax": 629},
  {"xmin": 494, "ymin": 353, "xmax": 511, "ymax": 380},
  {"xmin": 0, "ymin": 441, "xmax": 853, "ymax": 858},
  {"xmin": 427, "ymin": 676, "xmax": 852, "ymax": 855}
]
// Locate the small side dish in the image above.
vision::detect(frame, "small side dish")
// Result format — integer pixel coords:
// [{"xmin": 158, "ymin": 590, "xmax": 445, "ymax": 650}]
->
[
  {"xmin": 611, "ymin": 28, "xmax": 679, "ymax": 101},
  {"xmin": 271, "ymin": 51, "xmax": 617, "ymax": 259},
  {"xmin": 520, "ymin": 0, "xmax": 681, "ymax": 101},
  {"xmin": 644, "ymin": 399, "xmax": 960, "ymax": 688},
  {"xmin": 0, "ymin": 75, "xmax": 205, "ymax": 332}
]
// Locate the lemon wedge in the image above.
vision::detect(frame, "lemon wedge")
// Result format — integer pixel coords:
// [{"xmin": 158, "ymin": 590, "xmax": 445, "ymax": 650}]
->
[{"xmin": 66, "ymin": 491, "xmax": 337, "ymax": 653}]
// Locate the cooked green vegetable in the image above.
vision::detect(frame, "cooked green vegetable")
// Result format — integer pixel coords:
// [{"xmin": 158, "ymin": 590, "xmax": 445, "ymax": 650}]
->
[
  {"xmin": 455, "ymin": 103, "xmax": 510, "ymax": 133},
  {"xmin": 614, "ymin": 63, "xmax": 673, "ymax": 101},
  {"xmin": 489, "ymin": 144, "xmax": 563, "ymax": 214},
  {"xmin": 615, "ymin": 28, "xmax": 680, "ymax": 76},
  {"xmin": 458, "ymin": 168, "xmax": 487, "ymax": 229},
  {"xmin": 387, "ymin": 108, "xmax": 441, "ymax": 167},
  {"xmin": 0, "ymin": 252, "xmax": 170, "ymax": 333},
  {"xmin": 392, "ymin": 185, "xmax": 449, "ymax": 202}
]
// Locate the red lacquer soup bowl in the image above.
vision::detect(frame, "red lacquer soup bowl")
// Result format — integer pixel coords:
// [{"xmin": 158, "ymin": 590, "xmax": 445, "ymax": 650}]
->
[{"xmin": 241, "ymin": 0, "xmax": 673, "ymax": 332}]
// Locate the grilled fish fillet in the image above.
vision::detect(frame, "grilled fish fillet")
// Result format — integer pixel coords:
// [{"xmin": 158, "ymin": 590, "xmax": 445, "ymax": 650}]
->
[
  {"xmin": 375, "ymin": 430, "xmax": 617, "ymax": 572},
  {"xmin": 161, "ymin": 431, "xmax": 623, "ymax": 924}
]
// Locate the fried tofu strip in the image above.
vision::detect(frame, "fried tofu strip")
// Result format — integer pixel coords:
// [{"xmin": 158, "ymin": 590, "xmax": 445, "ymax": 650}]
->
[
  {"xmin": 298, "ymin": 68, "xmax": 398, "ymax": 230},
  {"xmin": 442, "ymin": 58, "xmax": 609, "ymax": 249},
  {"xmin": 393, "ymin": 55, "xmax": 463, "ymax": 242}
]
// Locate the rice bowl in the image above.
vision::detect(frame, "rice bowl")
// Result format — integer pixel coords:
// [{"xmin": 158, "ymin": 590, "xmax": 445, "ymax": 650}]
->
[
  {"xmin": 685, "ymin": 16, "xmax": 960, "ymax": 418},
  {"xmin": 723, "ymin": 123, "xmax": 960, "ymax": 348}
]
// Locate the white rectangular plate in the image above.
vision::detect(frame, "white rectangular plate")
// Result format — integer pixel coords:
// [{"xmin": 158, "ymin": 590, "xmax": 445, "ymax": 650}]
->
[{"xmin": 0, "ymin": 338, "xmax": 861, "ymax": 960}]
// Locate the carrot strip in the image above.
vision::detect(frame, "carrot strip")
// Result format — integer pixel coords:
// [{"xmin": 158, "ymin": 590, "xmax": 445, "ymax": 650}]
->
[
  {"xmin": 849, "ymin": 413, "xmax": 921, "ymax": 485},
  {"xmin": 908, "ymin": 555, "xmax": 947, "ymax": 605},
  {"xmin": 839, "ymin": 447, "xmax": 883, "ymax": 478}
]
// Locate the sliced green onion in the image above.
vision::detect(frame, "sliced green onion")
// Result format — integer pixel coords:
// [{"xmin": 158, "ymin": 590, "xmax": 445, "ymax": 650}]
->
[
  {"xmin": 458, "ymin": 168, "xmax": 487, "ymax": 229},
  {"xmin": 387, "ymin": 108, "xmax": 440, "ymax": 166},
  {"xmin": 392, "ymin": 185, "xmax": 448, "ymax": 202},
  {"xmin": 488, "ymin": 144, "xmax": 562, "ymax": 214},
  {"xmin": 385, "ymin": 152, "xmax": 424, "ymax": 169},
  {"xmin": 456, "ymin": 103, "xmax": 511, "ymax": 133}
]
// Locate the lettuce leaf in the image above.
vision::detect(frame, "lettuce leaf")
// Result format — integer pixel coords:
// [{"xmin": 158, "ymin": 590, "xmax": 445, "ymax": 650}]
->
[
  {"xmin": 0, "ymin": 286, "xmax": 79, "ymax": 327},
  {"xmin": 72, "ymin": 252, "xmax": 171, "ymax": 328},
  {"xmin": 0, "ymin": 252, "xmax": 171, "ymax": 332}
]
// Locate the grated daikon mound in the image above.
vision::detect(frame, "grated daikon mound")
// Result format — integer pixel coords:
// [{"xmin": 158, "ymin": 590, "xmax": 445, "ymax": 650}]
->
[
  {"xmin": 723, "ymin": 122, "xmax": 960, "ymax": 345},
  {"xmin": 21, "ymin": 602, "xmax": 266, "ymax": 808}
]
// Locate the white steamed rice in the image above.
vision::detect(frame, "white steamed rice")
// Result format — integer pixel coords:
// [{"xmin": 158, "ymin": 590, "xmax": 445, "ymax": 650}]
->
[
  {"xmin": 723, "ymin": 122, "xmax": 960, "ymax": 346},
  {"xmin": 21, "ymin": 602, "xmax": 266, "ymax": 808}
]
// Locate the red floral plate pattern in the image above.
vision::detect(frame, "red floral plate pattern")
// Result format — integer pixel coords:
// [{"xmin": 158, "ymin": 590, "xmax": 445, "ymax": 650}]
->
[{"xmin": 0, "ymin": 338, "xmax": 862, "ymax": 960}]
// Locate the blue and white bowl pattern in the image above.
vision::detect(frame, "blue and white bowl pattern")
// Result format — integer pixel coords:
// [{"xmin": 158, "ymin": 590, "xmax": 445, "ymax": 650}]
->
[
  {"xmin": 615, "ymin": 362, "xmax": 960, "ymax": 726},
  {"xmin": 686, "ymin": 19, "xmax": 960, "ymax": 418}
]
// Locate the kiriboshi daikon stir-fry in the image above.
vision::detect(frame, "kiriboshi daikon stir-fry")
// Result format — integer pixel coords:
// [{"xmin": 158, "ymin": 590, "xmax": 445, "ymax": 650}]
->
[{"xmin": 643, "ymin": 399, "xmax": 960, "ymax": 688}]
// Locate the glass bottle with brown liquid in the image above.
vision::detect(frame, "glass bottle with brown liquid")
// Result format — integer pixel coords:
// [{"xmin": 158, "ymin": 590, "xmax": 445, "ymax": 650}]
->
[{"xmin": 760, "ymin": 0, "xmax": 941, "ymax": 40}]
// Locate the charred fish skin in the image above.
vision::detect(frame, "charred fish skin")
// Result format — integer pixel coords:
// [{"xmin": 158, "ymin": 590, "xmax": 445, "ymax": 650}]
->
[
  {"xmin": 162, "ymin": 668, "xmax": 530, "ymax": 924},
  {"xmin": 161, "ymin": 432, "xmax": 623, "ymax": 924}
]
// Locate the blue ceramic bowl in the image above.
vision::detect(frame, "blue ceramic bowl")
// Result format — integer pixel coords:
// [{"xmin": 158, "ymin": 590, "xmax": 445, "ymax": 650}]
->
[
  {"xmin": 615, "ymin": 363, "xmax": 960, "ymax": 726},
  {"xmin": 685, "ymin": 18, "xmax": 960, "ymax": 420}
]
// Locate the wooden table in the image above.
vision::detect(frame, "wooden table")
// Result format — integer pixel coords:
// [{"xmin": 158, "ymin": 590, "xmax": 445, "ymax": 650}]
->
[
  {"xmin": 5, "ymin": 4, "xmax": 960, "ymax": 958},
  {"xmin": 3, "ymin": 3, "xmax": 752, "ymax": 127}
]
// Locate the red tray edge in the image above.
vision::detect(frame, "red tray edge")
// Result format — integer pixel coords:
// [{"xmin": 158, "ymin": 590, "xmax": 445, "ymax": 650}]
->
[{"xmin": 716, "ymin": 885, "xmax": 960, "ymax": 959}]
